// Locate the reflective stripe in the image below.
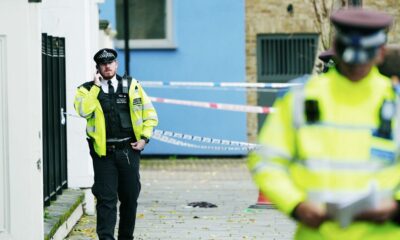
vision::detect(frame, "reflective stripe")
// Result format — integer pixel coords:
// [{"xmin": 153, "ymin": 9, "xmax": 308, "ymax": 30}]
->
[
  {"xmin": 292, "ymin": 86, "xmax": 304, "ymax": 129},
  {"xmin": 86, "ymin": 125, "xmax": 95, "ymax": 133},
  {"xmin": 76, "ymin": 97, "xmax": 93, "ymax": 118},
  {"xmin": 254, "ymin": 145, "xmax": 292, "ymax": 162},
  {"xmin": 395, "ymin": 95, "xmax": 400, "ymax": 147},
  {"xmin": 143, "ymin": 116, "xmax": 158, "ymax": 121},
  {"xmin": 132, "ymin": 105, "xmax": 141, "ymax": 111},
  {"xmin": 305, "ymin": 122, "xmax": 374, "ymax": 131},
  {"xmin": 135, "ymin": 119, "xmax": 143, "ymax": 126},
  {"xmin": 301, "ymin": 158, "xmax": 386, "ymax": 172},
  {"xmin": 307, "ymin": 188, "xmax": 392, "ymax": 204},
  {"xmin": 250, "ymin": 161, "xmax": 287, "ymax": 175},
  {"xmin": 143, "ymin": 103, "xmax": 154, "ymax": 110}
]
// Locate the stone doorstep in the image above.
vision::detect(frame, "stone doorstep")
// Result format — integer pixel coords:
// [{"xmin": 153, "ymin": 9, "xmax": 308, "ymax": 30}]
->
[{"xmin": 44, "ymin": 189, "xmax": 85, "ymax": 240}]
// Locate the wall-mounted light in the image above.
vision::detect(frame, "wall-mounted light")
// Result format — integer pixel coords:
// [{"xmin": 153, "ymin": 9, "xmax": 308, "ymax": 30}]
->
[{"xmin": 287, "ymin": 4, "xmax": 294, "ymax": 15}]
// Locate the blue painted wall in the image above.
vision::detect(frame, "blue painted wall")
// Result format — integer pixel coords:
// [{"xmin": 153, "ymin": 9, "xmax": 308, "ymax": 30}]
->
[{"xmin": 99, "ymin": 0, "xmax": 246, "ymax": 155}]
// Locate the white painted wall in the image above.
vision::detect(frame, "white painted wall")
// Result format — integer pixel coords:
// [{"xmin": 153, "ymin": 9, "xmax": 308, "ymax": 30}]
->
[
  {"xmin": 41, "ymin": 0, "xmax": 102, "ymax": 188},
  {"xmin": 0, "ymin": 0, "xmax": 103, "ymax": 238},
  {"xmin": 0, "ymin": 0, "xmax": 43, "ymax": 239}
]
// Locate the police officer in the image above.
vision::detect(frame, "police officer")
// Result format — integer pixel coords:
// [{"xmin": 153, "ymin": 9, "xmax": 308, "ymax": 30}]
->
[
  {"xmin": 74, "ymin": 48, "xmax": 158, "ymax": 240},
  {"xmin": 318, "ymin": 48, "xmax": 335, "ymax": 73},
  {"xmin": 378, "ymin": 45, "xmax": 400, "ymax": 86},
  {"xmin": 248, "ymin": 8, "xmax": 400, "ymax": 239}
]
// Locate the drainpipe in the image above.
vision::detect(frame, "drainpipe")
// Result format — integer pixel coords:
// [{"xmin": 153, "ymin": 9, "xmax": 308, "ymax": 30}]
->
[{"xmin": 123, "ymin": 0, "xmax": 130, "ymax": 74}]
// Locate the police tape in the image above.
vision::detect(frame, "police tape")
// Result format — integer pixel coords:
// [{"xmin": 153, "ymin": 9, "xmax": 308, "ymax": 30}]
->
[
  {"xmin": 152, "ymin": 134, "xmax": 260, "ymax": 151},
  {"xmin": 143, "ymin": 85, "xmax": 281, "ymax": 93},
  {"xmin": 149, "ymin": 97, "xmax": 274, "ymax": 114},
  {"xmin": 141, "ymin": 81, "xmax": 302, "ymax": 89},
  {"xmin": 153, "ymin": 129, "xmax": 261, "ymax": 149},
  {"xmin": 57, "ymin": 113, "xmax": 261, "ymax": 150}
]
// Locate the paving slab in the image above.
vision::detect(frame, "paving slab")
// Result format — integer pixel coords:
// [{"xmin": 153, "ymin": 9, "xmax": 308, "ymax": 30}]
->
[{"xmin": 66, "ymin": 159, "xmax": 296, "ymax": 239}]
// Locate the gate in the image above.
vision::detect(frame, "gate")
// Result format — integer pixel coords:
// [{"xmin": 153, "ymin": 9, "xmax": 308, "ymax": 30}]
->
[{"xmin": 42, "ymin": 33, "xmax": 68, "ymax": 206}]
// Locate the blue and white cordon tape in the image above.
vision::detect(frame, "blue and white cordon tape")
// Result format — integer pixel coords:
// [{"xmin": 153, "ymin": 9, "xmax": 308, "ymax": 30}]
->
[
  {"xmin": 141, "ymin": 81, "xmax": 302, "ymax": 89},
  {"xmin": 153, "ymin": 129, "xmax": 261, "ymax": 151}
]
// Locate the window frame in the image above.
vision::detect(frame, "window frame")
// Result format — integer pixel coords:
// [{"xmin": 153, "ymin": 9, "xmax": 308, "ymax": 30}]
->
[
  {"xmin": 257, "ymin": 33, "xmax": 319, "ymax": 82},
  {"xmin": 114, "ymin": 0, "xmax": 175, "ymax": 50},
  {"xmin": 348, "ymin": 0, "xmax": 362, "ymax": 6}
]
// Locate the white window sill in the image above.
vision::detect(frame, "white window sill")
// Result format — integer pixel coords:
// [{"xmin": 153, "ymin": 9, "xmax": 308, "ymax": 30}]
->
[{"xmin": 114, "ymin": 39, "xmax": 176, "ymax": 50}]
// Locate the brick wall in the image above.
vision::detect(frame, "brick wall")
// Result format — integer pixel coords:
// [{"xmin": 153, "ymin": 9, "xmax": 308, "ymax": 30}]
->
[
  {"xmin": 246, "ymin": 0, "xmax": 400, "ymax": 142},
  {"xmin": 363, "ymin": 0, "xmax": 400, "ymax": 43}
]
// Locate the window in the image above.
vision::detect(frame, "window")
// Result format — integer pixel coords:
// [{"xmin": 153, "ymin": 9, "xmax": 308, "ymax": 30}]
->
[
  {"xmin": 256, "ymin": 33, "xmax": 319, "ymax": 132},
  {"xmin": 257, "ymin": 34, "xmax": 319, "ymax": 82},
  {"xmin": 348, "ymin": 0, "xmax": 362, "ymax": 6},
  {"xmin": 115, "ymin": 0, "xmax": 174, "ymax": 49}
]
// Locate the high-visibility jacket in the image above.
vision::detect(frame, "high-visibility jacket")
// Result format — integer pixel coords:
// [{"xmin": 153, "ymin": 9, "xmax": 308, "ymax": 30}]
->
[
  {"xmin": 74, "ymin": 77, "xmax": 158, "ymax": 156},
  {"xmin": 248, "ymin": 66, "xmax": 400, "ymax": 239}
]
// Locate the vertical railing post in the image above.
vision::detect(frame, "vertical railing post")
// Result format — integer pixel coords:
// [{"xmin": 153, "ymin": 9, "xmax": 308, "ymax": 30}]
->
[
  {"xmin": 42, "ymin": 33, "xmax": 50, "ymax": 206},
  {"xmin": 123, "ymin": 0, "xmax": 130, "ymax": 75},
  {"xmin": 59, "ymin": 37, "xmax": 68, "ymax": 190},
  {"xmin": 51, "ymin": 37, "xmax": 61, "ymax": 196},
  {"xmin": 46, "ymin": 35, "xmax": 57, "ymax": 201}
]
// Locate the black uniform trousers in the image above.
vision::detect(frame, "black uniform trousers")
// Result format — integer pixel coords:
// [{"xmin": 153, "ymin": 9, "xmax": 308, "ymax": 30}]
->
[{"xmin": 89, "ymin": 142, "xmax": 141, "ymax": 240}]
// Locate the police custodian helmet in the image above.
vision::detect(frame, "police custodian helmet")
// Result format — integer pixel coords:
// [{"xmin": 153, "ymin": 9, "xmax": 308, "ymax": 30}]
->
[
  {"xmin": 331, "ymin": 8, "xmax": 393, "ymax": 64},
  {"xmin": 93, "ymin": 48, "xmax": 118, "ymax": 65},
  {"xmin": 318, "ymin": 49, "xmax": 334, "ymax": 63}
]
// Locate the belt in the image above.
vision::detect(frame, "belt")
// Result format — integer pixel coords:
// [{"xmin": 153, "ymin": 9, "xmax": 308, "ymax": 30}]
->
[{"xmin": 106, "ymin": 137, "xmax": 133, "ymax": 151}]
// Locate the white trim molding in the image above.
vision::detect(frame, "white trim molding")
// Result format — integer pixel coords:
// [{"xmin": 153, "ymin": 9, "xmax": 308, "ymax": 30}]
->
[
  {"xmin": 115, "ymin": 0, "xmax": 175, "ymax": 50},
  {"xmin": 0, "ymin": 35, "xmax": 10, "ymax": 236}
]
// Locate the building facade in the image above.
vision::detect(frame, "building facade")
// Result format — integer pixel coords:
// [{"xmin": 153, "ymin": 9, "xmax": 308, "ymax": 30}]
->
[
  {"xmin": 246, "ymin": 0, "xmax": 400, "ymax": 142},
  {"xmin": 0, "ymin": 0, "xmax": 103, "ymax": 238},
  {"xmin": 99, "ymin": 0, "xmax": 247, "ymax": 156},
  {"xmin": 0, "ymin": 0, "xmax": 43, "ymax": 238}
]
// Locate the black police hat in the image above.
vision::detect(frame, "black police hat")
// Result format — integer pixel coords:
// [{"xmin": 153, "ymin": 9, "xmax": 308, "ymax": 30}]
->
[
  {"xmin": 93, "ymin": 48, "xmax": 118, "ymax": 65},
  {"xmin": 330, "ymin": 8, "xmax": 393, "ymax": 64},
  {"xmin": 331, "ymin": 8, "xmax": 393, "ymax": 35}
]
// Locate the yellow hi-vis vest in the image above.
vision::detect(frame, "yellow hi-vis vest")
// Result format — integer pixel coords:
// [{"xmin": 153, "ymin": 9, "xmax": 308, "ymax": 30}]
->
[
  {"xmin": 74, "ymin": 78, "xmax": 158, "ymax": 156},
  {"xmin": 248, "ymin": 67, "xmax": 400, "ymax": 240}
]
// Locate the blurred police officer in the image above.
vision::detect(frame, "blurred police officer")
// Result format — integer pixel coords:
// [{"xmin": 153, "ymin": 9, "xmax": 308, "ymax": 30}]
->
[
  {"xmin": 74, "ymin": 48, "xmax": 158, "ymax": 240},
  {"xmin": 318, "ymin": 48, "xmax": 335, "ymax": 73},
  {"xmin": 248, "ymin": 8, "xmax": 400, "ymax": 239},
  {"xmin": 378, "ymin": 45, "xmax": 400, "ymax": 86}
]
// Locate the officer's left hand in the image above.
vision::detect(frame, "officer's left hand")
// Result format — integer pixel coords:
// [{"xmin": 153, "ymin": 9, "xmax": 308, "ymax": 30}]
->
[
  {"xmin": 355, "ymin": 199, "xmax": 398, "ymax": 224},
  {"xmin": 131, "ymin": 139, "xmax": 146, "ymax": 151}
]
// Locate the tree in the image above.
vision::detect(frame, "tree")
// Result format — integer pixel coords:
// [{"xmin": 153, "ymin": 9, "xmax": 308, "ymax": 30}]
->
[{"xmin": 311, "ymin": 0, "xmax": 347, "ymax": 50}]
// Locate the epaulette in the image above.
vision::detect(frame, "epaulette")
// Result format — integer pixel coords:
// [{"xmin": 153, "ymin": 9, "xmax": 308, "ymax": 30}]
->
[{"xmin": 79, "ymin": 81, "xmax": 95, "ymax": 91}]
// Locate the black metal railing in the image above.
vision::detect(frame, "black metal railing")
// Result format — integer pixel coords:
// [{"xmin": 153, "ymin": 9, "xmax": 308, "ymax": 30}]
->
[{"xmin": 42, "ymin": 33, "xmax": 68, "ymax": 206}]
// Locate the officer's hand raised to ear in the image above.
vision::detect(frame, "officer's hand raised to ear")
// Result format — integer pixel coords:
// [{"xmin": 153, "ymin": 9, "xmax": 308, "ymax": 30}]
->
[{"xmin": 93, "ymin": 71, "xmax": 102, "ymax": 87}]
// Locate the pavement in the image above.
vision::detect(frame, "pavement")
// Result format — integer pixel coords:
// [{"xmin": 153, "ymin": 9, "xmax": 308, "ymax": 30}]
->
[{"xmin": 65, "ymin": 158, "xmax": 296, "ymax": 240}]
